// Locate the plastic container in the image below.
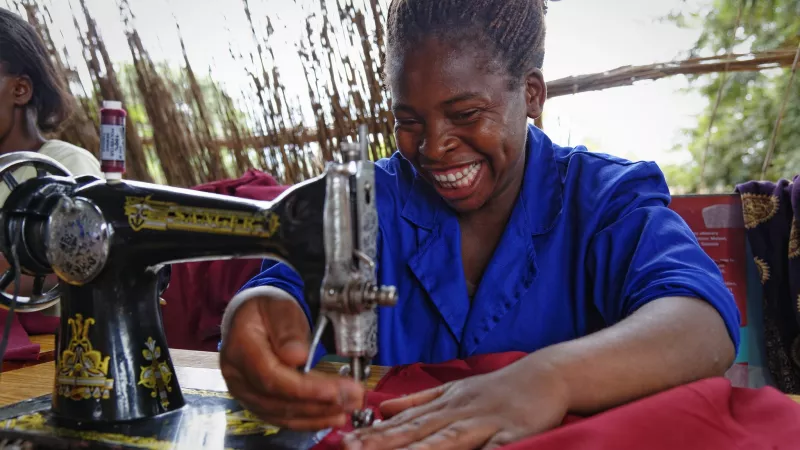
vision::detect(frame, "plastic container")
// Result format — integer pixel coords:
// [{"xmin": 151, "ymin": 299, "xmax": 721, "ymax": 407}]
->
[{"xmin": 99, "ymin": 100, "xmax": 127, "ymax": 180}]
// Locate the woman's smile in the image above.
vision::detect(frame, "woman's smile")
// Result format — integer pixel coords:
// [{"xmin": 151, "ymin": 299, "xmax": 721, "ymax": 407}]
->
[{"xmin": 425, "ymin": 160, "xmax": 485, "ymax": 200}]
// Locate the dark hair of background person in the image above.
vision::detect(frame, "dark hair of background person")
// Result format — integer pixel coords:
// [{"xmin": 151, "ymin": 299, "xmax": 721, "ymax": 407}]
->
[{"xmin": 0, "ymin": 8, "xmax": 71, "ymax": 133}]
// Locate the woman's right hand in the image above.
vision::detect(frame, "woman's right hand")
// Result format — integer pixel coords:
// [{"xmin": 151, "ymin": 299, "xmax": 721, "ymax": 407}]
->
[{"xmin": 219, "ymin": 291, "xmax": 365, "ymax": 430}]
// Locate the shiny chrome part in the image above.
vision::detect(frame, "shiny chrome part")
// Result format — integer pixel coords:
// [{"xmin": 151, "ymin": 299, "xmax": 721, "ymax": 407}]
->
[
  {"xmin": 0, "ymin": 151, "xmax": 70, "ymax": 180},
  {"xmin": 302, "ymin": 126, "xmax": 400, "ymax": 429},
  {"xmin": 0, "ymin": 152, "xmax": 72, "ymax": 311},
  {"xmin": 351, "ymin": 408, "xmax": 375, "ymax": 429},
  {"xmin": 46, "ymin": 196, "xmax": 112, "ymax": 285},
  {"xmin": 304, "ymin": 314, "xmax": 329, "ymax": 374}
]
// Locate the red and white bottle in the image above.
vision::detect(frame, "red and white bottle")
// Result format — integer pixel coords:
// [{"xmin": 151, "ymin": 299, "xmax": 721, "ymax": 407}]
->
[{"xmin": 99, "ymin": 100, "xmax": 127, "ymax": 181}]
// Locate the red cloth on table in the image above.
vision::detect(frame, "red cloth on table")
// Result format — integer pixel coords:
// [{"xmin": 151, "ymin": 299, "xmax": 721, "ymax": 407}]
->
[
  {"xmin": 0, "ymin": 295, "xmax": 62, "ymax": 363},
  {"xmin": 314, "ymin": 352, "xmax": 800, "ymax": 450},
  {"xmin": 0, "ymin": 310, "xmax": 46, "ymax": 361},
  {"xmin": 15, "ymin": 311, "xmax": 59, "ymax": 335},
  {"xmin": 160, "ymin": 169, "xmax": 288, "ymax": 351}
]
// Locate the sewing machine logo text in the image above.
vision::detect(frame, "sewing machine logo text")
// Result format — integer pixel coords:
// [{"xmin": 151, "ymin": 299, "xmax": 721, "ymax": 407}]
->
[{"xmin": 124, "ymin": 196, "xmax": 280, "ymax": 238}]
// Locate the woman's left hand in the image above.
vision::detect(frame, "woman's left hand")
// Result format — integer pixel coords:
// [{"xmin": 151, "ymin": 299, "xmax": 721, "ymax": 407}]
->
[{"xmin": 342, "ymin": 361, "xmax": 570, "ymax": 450}]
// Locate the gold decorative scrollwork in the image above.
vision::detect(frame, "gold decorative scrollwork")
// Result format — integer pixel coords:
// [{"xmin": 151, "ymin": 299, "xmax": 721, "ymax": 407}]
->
[
  {"xmin": 225, "ymin": 409, "xmax": 280, "ymax": 437},
  {"xmin": 182, "ymin": 388, "xmax": 232, "ymax": 399},
  {"xmin": 0, "ymin": 413, "xmax": 47, "ymax": 431},
  {"xmin": 57, "ymin": 314, "xmax": 114, "ymax": 400},
  {"xmin": 124, "ymin": 196, "xmax": 280, "ymax": 238},
  {"xmin": 138, "ymin": 337, "xmax": 173, "ymax": 408},
  {"xmin": 789, "ymin": 218, "xmax": 799, "ymax": 259},
  {"xmin": 754, "ymin": 256, "xmax": 771, "ymax": 285},
  {"xmin": 0, "ymin": 412, "xmax": 175, "ymax": 449},
  {"xmin": 741, "ymin": 193, "xmax": 780, "ymax": 229}
]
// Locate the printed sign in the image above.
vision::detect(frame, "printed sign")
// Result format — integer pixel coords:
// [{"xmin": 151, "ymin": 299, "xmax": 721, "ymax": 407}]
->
[{"xmin": 669, "ymin": 195, "xmax": 748, "ymax": 325}]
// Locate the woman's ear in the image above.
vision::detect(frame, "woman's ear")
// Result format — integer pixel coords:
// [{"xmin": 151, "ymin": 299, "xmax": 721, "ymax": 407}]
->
[
  {"xmin": 11, "ymin": 76, "xmax": 33, "ymax": 107},
  {"xmin": 524, "ymin": 69, "xmax": 546, "ymax": 120}
]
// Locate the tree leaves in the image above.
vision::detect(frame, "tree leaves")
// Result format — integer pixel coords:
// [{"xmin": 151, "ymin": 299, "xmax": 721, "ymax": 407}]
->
[{"xmin": 665, "ymin": 0, "xmax": 800, "ymax": 192}]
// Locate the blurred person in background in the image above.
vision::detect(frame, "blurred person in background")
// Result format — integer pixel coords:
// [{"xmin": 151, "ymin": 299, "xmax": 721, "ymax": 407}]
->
[{"xmin": 0, "ymin": 7, "xmax": 102, "ymax": 311}]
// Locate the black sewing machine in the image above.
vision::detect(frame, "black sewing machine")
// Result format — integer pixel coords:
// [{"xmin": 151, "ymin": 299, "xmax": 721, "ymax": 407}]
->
[{"xmin": 0, "ymin": 128, "xmax": 397, "ymax": 435}]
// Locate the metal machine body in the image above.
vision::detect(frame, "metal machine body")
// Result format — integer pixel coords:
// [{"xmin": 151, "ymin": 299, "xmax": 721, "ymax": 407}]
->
[{"xmin": 0, "ymin": 132, "xmax": 397, "ymax": 426}]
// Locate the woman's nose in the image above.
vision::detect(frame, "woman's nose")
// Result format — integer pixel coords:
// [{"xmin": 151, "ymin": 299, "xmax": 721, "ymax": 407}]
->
[{"xmin": 419, "ymin": 129, "xmax": 457, "ymax": 161}]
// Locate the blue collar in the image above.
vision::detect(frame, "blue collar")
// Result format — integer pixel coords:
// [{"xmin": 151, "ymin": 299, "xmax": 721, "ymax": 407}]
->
[{"xmin": 401, "ymin": 124, "xmax": 563, "ymax": 235}]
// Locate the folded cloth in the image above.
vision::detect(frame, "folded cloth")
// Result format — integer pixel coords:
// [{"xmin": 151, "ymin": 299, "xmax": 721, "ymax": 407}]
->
[
  {"xmin": 16, "ymin": 311, "xmax": 59, "ymax": 335},
  {"xmin": 0, "ymin": 309, "xmax": 40, "ymax": 362},
  {"xmin": 313, "ymin": 352, "xmax": 800, "ymax": 450},
  {"xmin": 735, "ymin": 176, "xmax": 800, "ymax": 393}
]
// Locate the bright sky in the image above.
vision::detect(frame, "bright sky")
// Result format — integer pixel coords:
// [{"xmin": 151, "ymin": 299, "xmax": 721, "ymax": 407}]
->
[{"xmin": 23, "ymin": 0, "xmax": 713, "ymax": 169}]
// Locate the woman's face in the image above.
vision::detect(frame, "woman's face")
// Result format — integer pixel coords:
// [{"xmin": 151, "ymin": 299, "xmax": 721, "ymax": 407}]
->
[
  {"xmin": 0, "ymin": 70, "xmax": 16, "ymax": 146},
  {"xmin": 0, "ymin": 67, "xmax": 31, "ymax": 148},
  {"xmin": 388, "ymin": 38, "xmax": 545, "ymax": 213}
]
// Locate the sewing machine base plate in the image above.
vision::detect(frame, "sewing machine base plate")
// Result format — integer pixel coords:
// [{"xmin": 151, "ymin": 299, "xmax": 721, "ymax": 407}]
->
[{"xmin": 0, "ymin": 389, "xmax": 324, "ymax": 449}]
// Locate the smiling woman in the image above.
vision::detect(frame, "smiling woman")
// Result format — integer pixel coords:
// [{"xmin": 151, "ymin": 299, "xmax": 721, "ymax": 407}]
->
[{"xmin": 219, "ymin": 0, "xmax": 741, "ymax": 449}]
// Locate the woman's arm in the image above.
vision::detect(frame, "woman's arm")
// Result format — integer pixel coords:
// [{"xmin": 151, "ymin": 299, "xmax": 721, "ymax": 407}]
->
[
  {"xmin": 346, "ymin": 295, "xmax": 736, "ymax": 450},
  {"xmin": 523, "ymin": 295, "xmax": 735, "ymax": 415}
]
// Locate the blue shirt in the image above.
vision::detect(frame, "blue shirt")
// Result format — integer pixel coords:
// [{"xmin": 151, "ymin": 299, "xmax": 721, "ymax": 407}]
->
[{"xmin": 241, "ymin": 125, "xmax": 741, "ymax": 366}]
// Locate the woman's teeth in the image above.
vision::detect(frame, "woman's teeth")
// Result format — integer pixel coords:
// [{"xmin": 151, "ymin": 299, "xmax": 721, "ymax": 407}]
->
[{"xmin": 432, "ymin": 162, "xmax": 481, "ymax": 189}]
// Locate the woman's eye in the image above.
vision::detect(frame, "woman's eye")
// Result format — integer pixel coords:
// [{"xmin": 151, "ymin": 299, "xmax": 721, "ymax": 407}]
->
[
  {"xmin": 454, "ymin": 110, "xmax": 479, "ymax": 121},
  {"xmin": 395, "ymin": 118, "xmax": 420, "ymax": 127}
]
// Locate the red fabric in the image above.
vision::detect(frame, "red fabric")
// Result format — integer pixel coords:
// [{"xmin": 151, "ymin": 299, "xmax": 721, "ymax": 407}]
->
[
  {"xmin": 16, "ymin": 311, "xmax": 59, "ymax": 335},
  {"xmin": 160, "ymin": 170, "xmax": 289, "ymax": 351},
  {"xmin": 314, "ymin": 352, "xmax": 800, "ymax": 450},
  {"xmin": 0, "ymin": 310, "xmax": 41, "ymax": 361}
]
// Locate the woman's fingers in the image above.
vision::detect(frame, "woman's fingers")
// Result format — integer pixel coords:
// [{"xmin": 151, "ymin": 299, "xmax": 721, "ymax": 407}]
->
[
  {"xmin": 220, "ymin": 295, "xmax": 366, "ymax": 431},
  {"xmin": 378, "ymin": 384, "xmax": 448, "ymax": 418},
  {"xmin": 223, "ymin": 296, "xmax": 353, "ymax": 404}
]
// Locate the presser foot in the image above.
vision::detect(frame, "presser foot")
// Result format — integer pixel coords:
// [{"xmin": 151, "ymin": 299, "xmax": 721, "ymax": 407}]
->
[
  {"xmin": 351, "ymin": 408, "xmax": 376, "ymax": 428},
  {"xmin": 339, "ymin": 356, "xmax": 374, "ymax": 429}
]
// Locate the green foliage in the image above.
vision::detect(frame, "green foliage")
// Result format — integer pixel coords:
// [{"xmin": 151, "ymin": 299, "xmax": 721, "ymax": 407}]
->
[{"xmin": 664, "ymin": 0, "xmax": 800, "ymax": 193}]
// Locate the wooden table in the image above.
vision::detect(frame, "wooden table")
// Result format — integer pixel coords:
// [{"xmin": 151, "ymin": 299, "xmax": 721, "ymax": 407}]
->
[
  {"xmin": 0, "ymin": 348, "xmax": 389, "ymax": 408},
  {"xmin": 1, "ymin": 335, "xmax": 57, "ymax": 372}
]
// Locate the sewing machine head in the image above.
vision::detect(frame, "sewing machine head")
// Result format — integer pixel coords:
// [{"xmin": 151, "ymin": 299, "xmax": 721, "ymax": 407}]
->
[{"xmin": 0, "ymin": 126, "xmax": 397, "ymax": 426}]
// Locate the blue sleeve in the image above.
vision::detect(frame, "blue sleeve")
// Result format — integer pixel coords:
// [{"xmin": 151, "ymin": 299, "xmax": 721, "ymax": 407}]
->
[
  {"xmin": 238, "ymin": 259, "xmax": 327, "ymax": 364},
  {"xmin": 240, "ymin": 259, "xmax": 313, "ymax": 326},
  {"xmin": 586, "ymin": 161, "xmax": 741, "ymax": 354}
]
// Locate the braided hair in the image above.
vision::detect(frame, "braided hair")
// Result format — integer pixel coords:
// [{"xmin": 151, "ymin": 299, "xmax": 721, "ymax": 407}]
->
[
  {"xmin": 0, "ymin": 8, "xmax": 70, "ymax": 133},
  {"xmin": 385, "ymin": 0, "xmax": 548, "ymax": 88}
]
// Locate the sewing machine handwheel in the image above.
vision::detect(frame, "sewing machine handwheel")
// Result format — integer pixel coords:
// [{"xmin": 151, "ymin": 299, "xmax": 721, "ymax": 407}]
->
[
  {"xmin": 0, "ymin": 151, "xmax": 72, "ymax": 312},
  {"xmin": 0, "ymin": 268, "xmax": 60, "ymax": 312}
]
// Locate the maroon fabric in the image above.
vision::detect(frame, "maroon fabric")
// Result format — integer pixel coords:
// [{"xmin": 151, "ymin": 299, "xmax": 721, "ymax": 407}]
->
[
  {"xmin": 16, "ymin": 311, "xmax": 59, "ymax": 335},
  {"xmin": 160, "ymin": 170, "xmax": 289, "ymax": 351},
  {"xmin": 314, "ymin": 352, "xmax": 800, "ymax": 450},
  {"xmin": 504, "ymin": 377, "xmax": 800, "ymax": 450},
  {"xmin": 314, "ymin": 353, "xmax": 530, "ymax": 448},
  {"xmin": 0, "ymin": 310, "xmax": 41, "ymax": 361}
]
